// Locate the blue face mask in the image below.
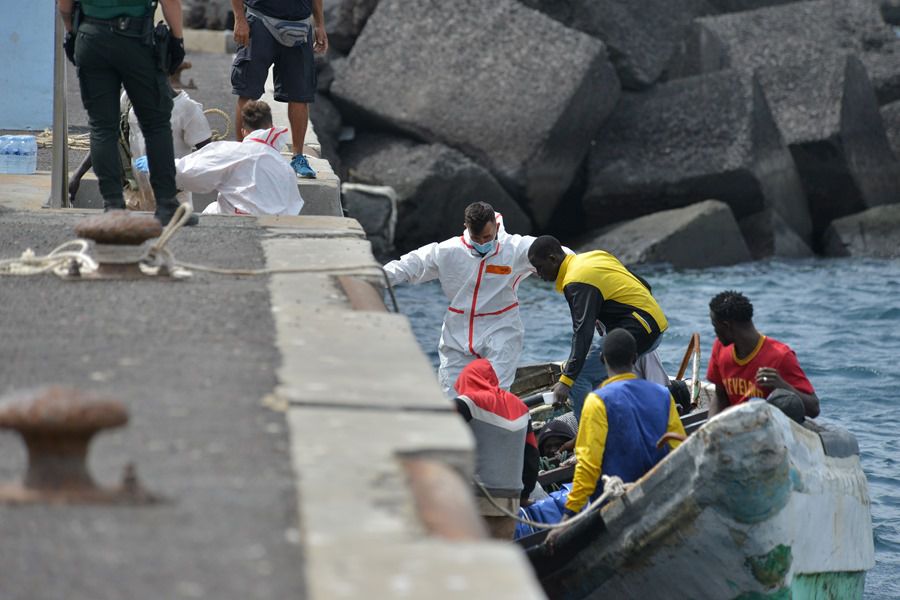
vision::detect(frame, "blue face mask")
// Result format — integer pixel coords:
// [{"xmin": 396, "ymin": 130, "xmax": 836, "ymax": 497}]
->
[{"xmin": 472, "ymin": 239, "xmax": 496, "ymax": 255}]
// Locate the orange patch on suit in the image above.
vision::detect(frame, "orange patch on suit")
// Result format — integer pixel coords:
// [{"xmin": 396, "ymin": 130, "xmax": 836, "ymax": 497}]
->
[{"xmin": 485, "ymin": 265, "xmax": 512, "ymax": 275}]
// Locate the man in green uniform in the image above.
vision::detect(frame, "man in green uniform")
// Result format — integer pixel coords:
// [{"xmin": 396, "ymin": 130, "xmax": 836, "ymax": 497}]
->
[{"xmin": 58, "ymin": 0, "xmax": 193, "ymax": 226}]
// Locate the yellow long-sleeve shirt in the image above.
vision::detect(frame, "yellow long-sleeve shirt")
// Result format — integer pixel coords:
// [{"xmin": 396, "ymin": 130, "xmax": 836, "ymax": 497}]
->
[{"xmin": 565, "ymin": 373, "xmax": 686, "ymax": 514}]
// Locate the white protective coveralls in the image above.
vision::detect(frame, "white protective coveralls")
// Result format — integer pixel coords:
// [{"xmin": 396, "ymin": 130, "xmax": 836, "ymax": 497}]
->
[
  {"xmin": 174, "ymin": 127, "xmax": 304, "ymax": 216},
  {"xmin": 384, "ymin": 214, "xmax": 535, "ymax": 394}
]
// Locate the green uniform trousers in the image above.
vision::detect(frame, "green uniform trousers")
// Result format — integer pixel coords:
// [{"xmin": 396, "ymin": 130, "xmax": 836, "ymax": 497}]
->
[{"xmin": 74, "ymin": 20, "xmax": 177, "ymax": 211}]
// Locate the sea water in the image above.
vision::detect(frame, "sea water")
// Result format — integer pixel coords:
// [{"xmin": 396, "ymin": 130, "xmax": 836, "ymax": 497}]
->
[{"xmin": 393, "ymin": 257, "xmax": 900, "ymax": 599}]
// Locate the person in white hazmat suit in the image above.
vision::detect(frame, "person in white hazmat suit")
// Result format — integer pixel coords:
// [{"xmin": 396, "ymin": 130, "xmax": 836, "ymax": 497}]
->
[
  {"xmin": 384, "ymin": 202, "xmax": 537, "ymax": 395},
  {"xmin": 173, "ymin": 99, "xmax": 304, "ymax": 216}
]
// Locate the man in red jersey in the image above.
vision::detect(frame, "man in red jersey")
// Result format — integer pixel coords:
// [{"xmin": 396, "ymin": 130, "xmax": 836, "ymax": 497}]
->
[{"xmin": 707, "ymin": 290, "xmax": 819, "ymax": 419}]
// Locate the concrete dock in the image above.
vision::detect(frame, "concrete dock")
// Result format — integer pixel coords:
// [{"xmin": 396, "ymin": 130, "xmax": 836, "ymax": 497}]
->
[
  {"xmin": 0, "ymin": 203, "xmax": 543, "ymax": 599},
  {"xmin": 0, "ymin": 45, "xmax": 543, "ymax": 598}
]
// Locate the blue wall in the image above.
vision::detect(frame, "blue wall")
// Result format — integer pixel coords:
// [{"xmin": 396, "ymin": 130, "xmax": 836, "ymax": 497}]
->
[{"xmin": 0, "ymin": 3, "xmax": 55, "ymax": 129}]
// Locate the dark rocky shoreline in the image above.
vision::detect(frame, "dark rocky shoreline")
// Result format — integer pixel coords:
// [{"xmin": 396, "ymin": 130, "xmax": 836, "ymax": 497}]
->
[{"xmin": 192, "ymin": 0, "xmax": 900, "ymax": 264}]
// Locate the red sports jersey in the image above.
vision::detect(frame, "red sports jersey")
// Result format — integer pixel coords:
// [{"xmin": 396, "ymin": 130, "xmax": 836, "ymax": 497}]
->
[{"xmin": 707, "ymin": 336, "xmax": 815, "ymax": 406}]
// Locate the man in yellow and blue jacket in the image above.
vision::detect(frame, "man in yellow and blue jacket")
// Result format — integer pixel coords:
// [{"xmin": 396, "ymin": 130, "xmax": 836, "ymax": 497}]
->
[{"xmin": 562, "ymin": 328, "xmax": 685, "ymax": 517}]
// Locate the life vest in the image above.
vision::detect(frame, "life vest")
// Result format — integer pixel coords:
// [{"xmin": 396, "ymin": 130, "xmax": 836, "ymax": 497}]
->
[
  {"xmin": 594, "ymin": 378, "xmax": 671, "ymax": 491},
  {"xmin": 81, "ymin": 0, "xmax": 153, "ymax": 20}
]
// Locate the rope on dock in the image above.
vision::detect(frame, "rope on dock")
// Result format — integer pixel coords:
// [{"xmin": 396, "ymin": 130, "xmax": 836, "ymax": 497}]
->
[
  {"xmin": 0, "ymin": 240, "xmax": 98, "ymax": 277},
  {"xmin": 203, "ymin": 108, "xmax": 232, "ymax": 142},
  {"xmin": 0, "ymin": 204, "xmax": 401, "ymax": 312},
  {"xmin": 32, "ymin": 107, "xmax": 233, "ymax": 151},
  {"xmin": 34, "ymin": 129, "xmax": 92, "ymax": 151}
]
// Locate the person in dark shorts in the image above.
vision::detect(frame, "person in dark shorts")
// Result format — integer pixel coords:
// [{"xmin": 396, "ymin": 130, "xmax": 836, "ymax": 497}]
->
[{"xmin": 230, "ymin": 0, "xmax": 327, "ymax": 178}]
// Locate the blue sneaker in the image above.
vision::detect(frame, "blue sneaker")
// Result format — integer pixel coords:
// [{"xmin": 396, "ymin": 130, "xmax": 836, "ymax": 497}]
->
[{"xmin": 291, "ymin": 154, "xmax": 316, "ymax": 178}]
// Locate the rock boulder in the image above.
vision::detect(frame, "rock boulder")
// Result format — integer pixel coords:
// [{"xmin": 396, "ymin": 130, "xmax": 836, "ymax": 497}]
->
[
  {"xmin": 822, "ymin": 204, "xmax": 900, "ymax": 257},
  {"xmin": 324, "ymin": 0, "xmax": 381, "ymax": 53},
  {"xmin": 519, "ymin": 0, "xmax": 711, "ymax": 90},
  {"xmin": 881, "ymin": 0, "xmax": 900, "ymax": 24},
  {"xmin": 880, "ymin": 100, "xmax": 900, "ymax": 157},
  {"xmin": 674, "ymin": 0, "xmax": 893, "ymax": 77},
  {"xmin": 331, "ymin": 0, "xmax": 620, "ymax": 228},
  {"xmin": 756, "ymin": 55, "xmax": 900, "ymax": 238},
  {"xmin": 341, "ymin": 183, "xmax": 396, "ymax": 258},
  {"xmin": 342, "ymin": 133, "xmax": 532, "ymax": 252},
  {"xmin": 583, "ymin": 70, "xmax": 811, "ymax": 256},
  {"xmin": 861, "ymin": 41, "xmax": 900, "ymax": 105},
  {"xmin": 704, "ymin": 0, "xmax": 798, "ymax": 11},
  {"xmin": 738, "ymin": 209, "xmax": 814, "ymax": 259},
  {"xmin": 575, "ymin": 200, "xmax": 753, "ymax": 268},
  {"xmin": 183, "ymin": 0, "xmax": 231, "ymax": 30},
  {"xmin": 309, "ymin": 94, "xmax": 343, "ymax": 174}
]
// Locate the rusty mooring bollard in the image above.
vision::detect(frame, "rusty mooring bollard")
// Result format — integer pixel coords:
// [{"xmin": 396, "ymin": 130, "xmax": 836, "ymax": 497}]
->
[
  {"xmin": 73, "ymin": 210, "xmax": 162, "ymax": 279},
  {"xmin": 0, "ymin": 386, "xmax": 155, "ymax": 504}
]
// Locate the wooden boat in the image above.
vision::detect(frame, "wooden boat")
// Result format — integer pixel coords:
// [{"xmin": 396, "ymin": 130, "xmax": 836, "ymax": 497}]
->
[{"xmin": 510, "ymin": 360, "xmax": 875, "ymax": 599}]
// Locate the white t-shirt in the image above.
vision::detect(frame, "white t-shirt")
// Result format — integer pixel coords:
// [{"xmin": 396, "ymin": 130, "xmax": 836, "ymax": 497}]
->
[
  {"xmin": 122, "ymin": 90, "xmax": 211, "ymax": 159},
  {"xmin": 120, "ymin": 90, "xmax": 212, "ymax": 206}
]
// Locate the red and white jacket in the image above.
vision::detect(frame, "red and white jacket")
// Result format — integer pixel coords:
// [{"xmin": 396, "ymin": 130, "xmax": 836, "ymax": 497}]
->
[{"xmin": 175, "ymin": 127, "xmax": 304, "ymax": 216}]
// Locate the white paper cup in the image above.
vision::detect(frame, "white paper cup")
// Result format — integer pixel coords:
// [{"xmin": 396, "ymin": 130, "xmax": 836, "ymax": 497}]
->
[{"xmin": 542, "ymin": 391, "xmax": 555, "ymax": 405}]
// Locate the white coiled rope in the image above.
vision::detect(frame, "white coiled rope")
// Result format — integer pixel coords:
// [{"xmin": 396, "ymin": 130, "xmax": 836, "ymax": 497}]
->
[
  {"xmin": 0, "ymin": 204, "xmax": 392, "ymax": 287},
  {"xmin": 0, "ymin": 240, "xmax": 97, "ymax": 277}
]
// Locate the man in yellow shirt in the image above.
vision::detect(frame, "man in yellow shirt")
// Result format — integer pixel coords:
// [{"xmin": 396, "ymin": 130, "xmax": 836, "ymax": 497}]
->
[
  {"xmin": 562, "ymin": 329, "xmax": 685, "ymax": 518},
  {"xmin": 528, "ymin": 236, "xmax": 668, "ymax": 420}
]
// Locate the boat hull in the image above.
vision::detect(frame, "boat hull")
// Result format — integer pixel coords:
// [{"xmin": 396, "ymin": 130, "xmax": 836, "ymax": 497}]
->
[{"xmin": 527, "ymin": 402, "xmax": 874, "ymax": 599}]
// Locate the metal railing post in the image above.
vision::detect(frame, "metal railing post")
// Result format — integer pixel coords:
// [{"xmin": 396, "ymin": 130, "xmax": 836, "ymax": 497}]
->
[{"xmin": 48, "ymin": 9, "xmax": 69, "ymax": 209}]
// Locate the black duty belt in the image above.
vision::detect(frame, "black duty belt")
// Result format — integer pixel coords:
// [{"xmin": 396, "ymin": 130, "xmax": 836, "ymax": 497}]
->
[{"xmin": 82, "ymin": 15, "xmax": 149, "ymax": 33}]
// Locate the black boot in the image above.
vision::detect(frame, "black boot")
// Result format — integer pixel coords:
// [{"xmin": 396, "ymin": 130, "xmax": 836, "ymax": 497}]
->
[
  {"xmin": 155, "ymin": 200, "xmax": 199, "ymax": 227},
  {"xmin": 103, "ymin": 197, "xmax": 126, "ymax": 211}
]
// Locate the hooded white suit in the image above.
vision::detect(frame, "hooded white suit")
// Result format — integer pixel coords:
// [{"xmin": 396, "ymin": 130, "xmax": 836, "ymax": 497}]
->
[
  {"xmin": 384, "ymin": 214, "xmax": 536, "ymax": 394},
  {"xmin": 174, "ymin": 127, "xmax": 304, "ymax": 216}
]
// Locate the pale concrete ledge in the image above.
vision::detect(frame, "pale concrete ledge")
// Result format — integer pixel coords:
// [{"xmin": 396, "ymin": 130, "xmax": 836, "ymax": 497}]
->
[
  {"xmin": 0, "ymin": 172, "xmax": 50, "ymax": 211},
  {"xmin": 261, "ymin": 215, "xmax": 545, "ymax": 599}
]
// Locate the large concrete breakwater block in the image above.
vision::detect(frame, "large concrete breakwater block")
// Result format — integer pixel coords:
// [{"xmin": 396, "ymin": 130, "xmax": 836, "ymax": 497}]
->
[
  {"xmin": 576, "ymin": 200, "xmax": 753, "ymax": 269},
  {"xmin": 324, "ymin": 0, "xmax": 381, "ymax": 53},
  {"xmin": 822, "ymin": 204, "xmax": 900, "ymax": 257},
  {"xmin": 674, "ymin": 0, "xmax": 893, "ymax": 77},
  {"xmin": 519, "ymin": 0, "xmax": 710, "ymax": 90},
  {"xmin": 583, "ymin": 70, "xmax": 811, "ymax": 257},
  {"xmin": 757, "ymin": 55, "xmax": 900, "ymax": 236},
  {"xmin": 881, "ymin": 99, "xmax": 900, "ymax": 156},
  {"xmin": 331, "ymin": 0, "xmax": 620, "ymax": 228},
  {"xmin": 341, "ymin": 183, "xmax": 397, "ymax": 258},
  {"xmin": 861, "ymin": 40, "xmax": 900, "ymax": 105},
  {"xmin": 342, "ymin": 133, "xmax": 531, "ymax": 252},
  {"xmin": 703, "ymin": 0, "xmax": 798, "ymax": 11},
  {"xmin": 182, "ymin": 0, "xmax": 231, "ymax": 30},
  {"xmin": 676, "ymin": 0, "xmax": 900, "ymax": 107},
  {"xmin": 517, "ymin": 1, "xmax": 806, "ymax": 90}
]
